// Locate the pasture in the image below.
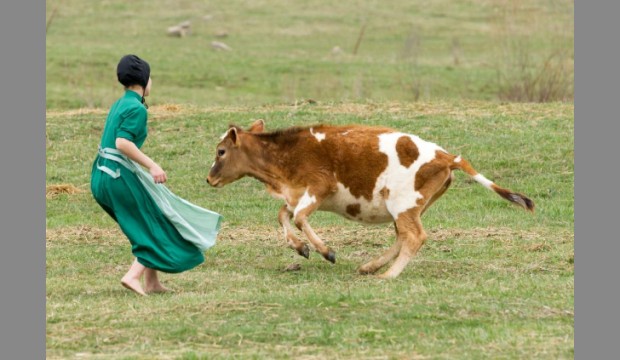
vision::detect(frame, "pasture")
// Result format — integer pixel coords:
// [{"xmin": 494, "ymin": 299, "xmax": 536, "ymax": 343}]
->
[
  {"xmin": 46, "ymin": 102, "xmax": 573, "ymax": 359},
  {"xmin": 46, "ymin": 0, "xmax": 573, "ymax": 359}
]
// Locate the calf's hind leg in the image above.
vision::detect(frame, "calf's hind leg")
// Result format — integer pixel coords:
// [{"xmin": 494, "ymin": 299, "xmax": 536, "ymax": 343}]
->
[
  {"xmin": 377, "ymin": 209, "xmax": 427, "ymax": 279},
  {"xmin": 377, "ymin": 167, "xmax": 450, "ymax": 279},
  {"xmin": 421, "ymin": 171, "xmax": 453, "ymax": 216},
  {"xmin": 358, "ymin": 224, "xmax": 402, "ymax": 275}
]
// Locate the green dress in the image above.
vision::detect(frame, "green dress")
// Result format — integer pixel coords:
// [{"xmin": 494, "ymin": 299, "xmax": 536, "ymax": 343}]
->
[{"xmin": 90, "ymin": 90, "xmax": 204, "ymax": 273}]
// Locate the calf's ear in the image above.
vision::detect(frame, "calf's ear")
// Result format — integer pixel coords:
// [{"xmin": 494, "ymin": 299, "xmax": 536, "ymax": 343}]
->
[
  {"xmin": 229, "ymin": 127, "xmax": 240, "ymax": 147},
  {"xmin": 248, "ymin": 119, "xmax": 265, "ymax": 133}
]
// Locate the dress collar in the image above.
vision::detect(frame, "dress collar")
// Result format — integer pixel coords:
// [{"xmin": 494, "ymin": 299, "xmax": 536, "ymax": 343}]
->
[{"xmin": 124, "ymin": 90, "xmax": 143, "ymax": 102}]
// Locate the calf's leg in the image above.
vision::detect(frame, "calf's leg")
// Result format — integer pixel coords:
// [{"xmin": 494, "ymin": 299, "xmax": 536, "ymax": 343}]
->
[
  {"xmin": 421, "ymin": 171, "xmax": 453, "ymax": 216},
  {"xmin": 358, "ymin": 223, "xmax": 402, "ymax": 274},
  {"xmin": 295, "ymin": 215, "xmax": 336, "ymax": 263},
  {"xmin": 376, "ymin": 167, "xmax": 450, "ymax": 278},
  {"xmin": 278, "ymin": 205, "xmax": 310, "ymax": 258},
  {"xmin": 377, "ymin": 210, "xmax": 427, "ymax": 279},
  {"xmin": 293, "ymin": 189, "xmax": 336, "ymax": 263}
]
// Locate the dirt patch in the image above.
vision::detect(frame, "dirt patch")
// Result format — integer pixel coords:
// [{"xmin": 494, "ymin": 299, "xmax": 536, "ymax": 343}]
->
[
  {"xmin": 147, "ymin": 104, "xmax": 196, "ymax": 121},
  {"xmin": 217, "ymin": 225, "xmax": 282, "ymax": 246},
  {"xmin": 45, "ymin": 104, "xmax": 187, "ymax": 118},
  {"xmin": 46, "ymin": 224, "xmax": 572, "ymax": 250},
  {"xmin": 46, "ymin": 184, "xmax": 85, "ymax": 199},
  {"xmin": 526, "ymin": 243, "xmax": 552, "ymax": 252},
  {"xmin": 283, "ymin": 263, "xmax": 302, "ymax": 272},
  {"xmin": 150, "ymin": 103, "xmax": 183, "ymax": 112},
  {"xmin": 46, "ymin": 226, "xmax": 125, "ymax": 246},
  {"xmin": 46, "ymin": 108, "xmax": 107, "ymax": 118},
  {"xmin": 428, "ymin": 227, "xmax": 553, "ymax": 242}
]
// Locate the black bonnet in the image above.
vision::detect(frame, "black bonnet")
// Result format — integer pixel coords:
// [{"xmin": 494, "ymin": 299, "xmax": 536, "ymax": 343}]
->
[{"xmin": 116, "ymin": 54, "xmax": 151, "ymax": 88}]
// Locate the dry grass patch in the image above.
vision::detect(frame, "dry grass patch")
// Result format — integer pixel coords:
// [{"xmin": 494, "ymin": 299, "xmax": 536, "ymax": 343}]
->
[
  {"xmin": 46, "ymin": 184, "xmax": 85, "ymax": 199},
  {"xmin": 46, "ymin": 101, "xmax": 573, "ymax": 123},
  {"xmin": 46, "ymin": 224, "xmax": 571, "ymax": 251},
  {"xmin": 46, "ymin": 226, "xmax": 125, "ymax": 246},
  {"xmin": 45, "ymin": 108, "xmax": 107, "ymax": 118},
  {"xmin": 150, "ymin": 103, "xmax": 183, "ymax": 112}
]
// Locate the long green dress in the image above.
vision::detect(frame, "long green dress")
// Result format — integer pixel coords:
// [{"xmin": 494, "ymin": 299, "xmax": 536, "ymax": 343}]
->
[{"xmin": 90, "ymin": 90, "xmax": 204, "ymax": 273}]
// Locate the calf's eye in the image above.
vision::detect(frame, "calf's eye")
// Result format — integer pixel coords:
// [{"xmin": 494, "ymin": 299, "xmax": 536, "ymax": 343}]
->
[{"xmin": 217, "ymin": 149, "xmax": 226, "ymax": 157}]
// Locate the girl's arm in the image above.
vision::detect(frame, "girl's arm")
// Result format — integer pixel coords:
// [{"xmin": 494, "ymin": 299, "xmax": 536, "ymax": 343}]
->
[{"xmin": 115, "ymin": 137, "xmax": 167, "ymax": 184}]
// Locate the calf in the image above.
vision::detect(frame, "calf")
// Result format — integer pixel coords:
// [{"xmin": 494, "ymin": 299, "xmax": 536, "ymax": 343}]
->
[{"xmin": 207, "ymin": 120, "xmax": 534, "ymax": 279}]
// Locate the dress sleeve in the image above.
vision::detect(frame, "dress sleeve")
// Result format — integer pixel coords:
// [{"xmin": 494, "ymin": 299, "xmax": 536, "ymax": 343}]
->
[{"xmin": 116, "ymin": 105, "xmax": 147, "ymax": 142}]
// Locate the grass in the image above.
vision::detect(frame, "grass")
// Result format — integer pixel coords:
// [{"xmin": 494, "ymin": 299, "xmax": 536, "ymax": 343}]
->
[
  {"xmin": 46, "ymin": 101, "xmax": 574, "ymax": 359},
  {"xmin": 45, "ymin": 0, "xmax": 573, "ymax": 109},
  {"xmin": 46, "ymin": 0, "xmax": 573, "ymax": 358}
]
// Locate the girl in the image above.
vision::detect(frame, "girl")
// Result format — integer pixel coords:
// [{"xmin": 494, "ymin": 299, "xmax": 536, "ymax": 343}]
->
[{"xmin": 90, "ymin": 54, "xmax": 221, "ymax": 296}]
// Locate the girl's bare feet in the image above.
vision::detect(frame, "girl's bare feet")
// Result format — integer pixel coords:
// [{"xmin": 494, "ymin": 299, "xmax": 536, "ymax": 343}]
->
[
  {"xmin": 121, "ymin": 277, "xmax": 147, "ymax": 296},
  {"xmin": 121, "ymin": 258, "xmax": 147, "ymax": 296},
  {"xmin": 144, "ymin": 283, "xmax": 170, "ymax": 294},
  {"xmin": 144, "ymin": 268, "xmax": 171, "ymax": 294}
]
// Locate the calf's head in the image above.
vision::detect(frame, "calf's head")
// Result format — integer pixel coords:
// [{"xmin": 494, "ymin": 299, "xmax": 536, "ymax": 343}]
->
[{"xmin": 206, "ymin": 120, "xmax": 265, "ymax": 187}]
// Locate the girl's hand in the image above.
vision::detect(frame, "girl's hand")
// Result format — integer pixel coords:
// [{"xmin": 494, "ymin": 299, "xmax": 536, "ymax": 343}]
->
[{"xmin": 149, "ymin": 163, "xmax": 167, "ymax": 184}]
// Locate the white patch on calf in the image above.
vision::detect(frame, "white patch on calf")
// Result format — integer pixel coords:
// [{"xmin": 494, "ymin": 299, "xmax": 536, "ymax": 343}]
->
[
  {"xmin": 294, "ymin": 190, "xmax": 317, "ymax": 218},
  {"xmin": 310, "ymin": 128, "xmax": 326, "ymax": 142},
  {"xmin": 473, "ymin": 174, "xmax": 494, "ymax": 190},
  {"xmin": 320, "ymin": 182, "xmax": 392, "ymax": 223},
  {"xmin": 211, "ymin": 161, "xmax": 216, "ymax": 169},
  {"xmin": 454, "ymin": 156, "xmax": 462, "ymax": 163},
  {"xmin": 377, "ymin": 132, "xmax": 446, "ymax": 219}
]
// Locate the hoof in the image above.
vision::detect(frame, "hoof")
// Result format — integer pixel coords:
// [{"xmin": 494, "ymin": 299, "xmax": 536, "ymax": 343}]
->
[
  {"xmin": 297, "ymin": 244, "xmax": 310, "ymax": 259},
  {"xmin": 324, "ymin": 250, "xmax": 336, "ymax": 264}
]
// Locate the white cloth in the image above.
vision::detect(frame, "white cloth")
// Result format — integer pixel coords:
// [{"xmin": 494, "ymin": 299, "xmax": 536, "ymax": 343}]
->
[{"xmin": 98, "ymin": 147, "xmax": 222, "ymax": 251}]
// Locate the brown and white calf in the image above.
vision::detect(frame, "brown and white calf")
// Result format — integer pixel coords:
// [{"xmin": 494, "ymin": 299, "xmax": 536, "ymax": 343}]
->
[{"xmin": 207, "ymin": 120, "xmax": 534, "ymax": 279}]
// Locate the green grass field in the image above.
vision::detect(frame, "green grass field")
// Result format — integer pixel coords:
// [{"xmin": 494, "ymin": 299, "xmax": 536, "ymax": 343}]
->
[
  {"xmin": 46, "ymin": 0, "xmax": 573, "ymax": 109},
  {"xmin": 46, "ymin": 0, "xmax": 573, "ymax": 359}
]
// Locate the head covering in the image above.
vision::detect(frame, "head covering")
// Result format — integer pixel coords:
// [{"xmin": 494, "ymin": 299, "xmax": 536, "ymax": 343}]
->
[{"xmin": 116, "ymin": 54, "xmax": 151, "ymax": 88}]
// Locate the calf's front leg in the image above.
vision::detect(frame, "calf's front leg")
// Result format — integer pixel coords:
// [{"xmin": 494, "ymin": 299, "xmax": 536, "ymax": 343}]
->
[
  {"xmin": 278, "ymin": 205, "xmax": 310, "ymax": 258},
  {"xmin": 293, "ymin": 189, "xmax": 336, "ymax": 263}
]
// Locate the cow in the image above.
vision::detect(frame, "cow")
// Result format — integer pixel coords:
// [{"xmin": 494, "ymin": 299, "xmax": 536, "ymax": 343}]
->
[{"xmin": 206, "ymin": 119, "xmax": 534, "ymax": 279}]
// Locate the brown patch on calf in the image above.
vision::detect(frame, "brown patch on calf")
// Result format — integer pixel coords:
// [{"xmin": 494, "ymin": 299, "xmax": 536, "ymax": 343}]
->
[
  {"xmin": 395, "ymin": 136, "xmax": 419, "ymax": 168},
  {"xmin": 380, "ymin": 187, "xmax": 390, "ymax": 199},
  {"xmin": 413, "ymin": 153, "xmax": 452, "ymax": 210},
  {"xmin": 414, "ymin": 152, "xmax": 452, "ymax": 191},
  {"xmin": 346, "ymin": 203, "xmax": 361, "ymax": 218},
  {"xmin": 331, "ymin": 128, "xmax": 391, "ymax": 201}
]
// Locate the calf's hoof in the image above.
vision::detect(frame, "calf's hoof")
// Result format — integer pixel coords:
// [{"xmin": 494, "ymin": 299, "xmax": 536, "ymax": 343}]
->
[
  {"xmin": 297, "ymin": 244, "xmax": 310, "ymax": 259},
  {"xmin": 323, "ymin": 249, "xmax": 336, "ymax": 264}
]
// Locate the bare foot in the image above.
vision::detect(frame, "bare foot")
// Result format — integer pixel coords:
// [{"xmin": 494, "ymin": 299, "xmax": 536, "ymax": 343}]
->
[
  {"xmin": 144, "ymin": 283, "xmax": 172, "ymax": 294},
  {"xmin": 144, "ymin": 268, "xmax": 171, "ymax": 294},
  {"xmin": 121, "ymin": 278, "xmax": 147, "ymax": 296}
]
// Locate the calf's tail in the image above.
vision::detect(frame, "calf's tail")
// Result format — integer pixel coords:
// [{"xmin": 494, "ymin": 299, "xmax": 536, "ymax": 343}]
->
[{"xmin": 449, "ymin": 155, "xmax": 535, "ymax": 212}]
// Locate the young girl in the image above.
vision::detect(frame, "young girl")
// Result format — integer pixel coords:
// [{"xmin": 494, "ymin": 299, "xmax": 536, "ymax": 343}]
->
[{"xmin": 91, "ymin": 54, "xmax": 221, "ymax": 296}]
